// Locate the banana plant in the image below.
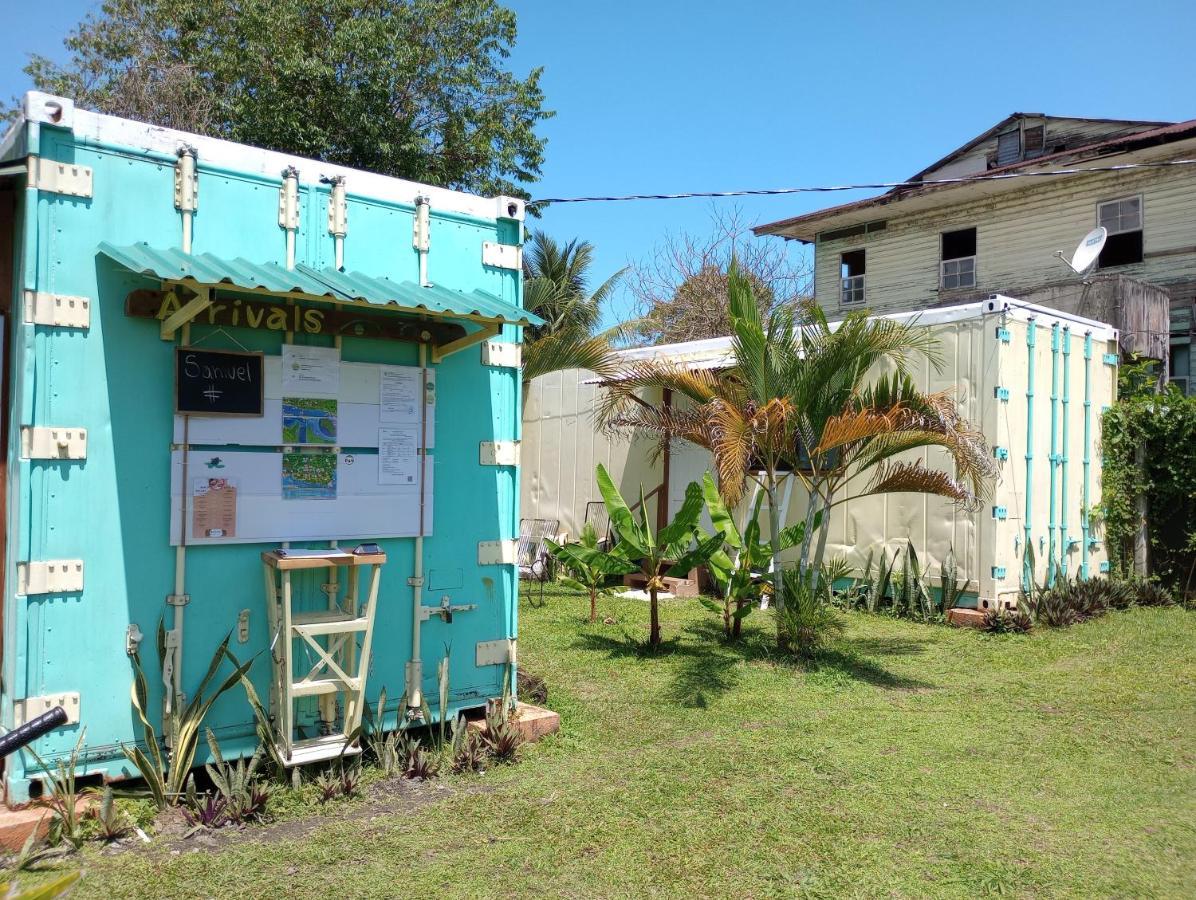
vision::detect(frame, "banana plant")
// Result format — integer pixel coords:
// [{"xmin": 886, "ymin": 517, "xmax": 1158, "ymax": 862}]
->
[
  {"xmin": 593, "ymin": 463, "xmax": 724, "ymax": 650},
  {"xmin": 547, "ymin": 521, "xmax": 637, "ymax": 624},
  {"xmin": 693, "ymin": 472, "xmax": 811, "ymax": 639}
]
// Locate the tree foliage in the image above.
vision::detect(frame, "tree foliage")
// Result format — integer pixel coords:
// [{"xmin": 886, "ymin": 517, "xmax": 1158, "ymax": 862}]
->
[
  {"xmin": 629, "ymin": 208, "xmax": 811, "ymax": 345},
  {"xmin": 1101, "ymin": 382, "xmax": 1196, "ymax": 600},
  {"xmin": 521, "ymin": 231, "xmax": 628, "ymax": 384},
  {"xmin": 17, "ymin": 0, "xmax": 550, "ymax": 197}
]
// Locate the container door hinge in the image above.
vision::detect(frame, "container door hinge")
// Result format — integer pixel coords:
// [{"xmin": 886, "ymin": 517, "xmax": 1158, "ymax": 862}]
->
[
  {"xmin": 993, "ymin": 446, "xmax": 1009, "ymax": 461},
  {"xmin": 995, "ymin": 327, "xmax": 1011, "ymax": 343},
  {"xmin": 992, "ymin": 506, "xmax": 1008, "ymax": 520},
  {"xmin": 991, "ymin": 566, "xmax": 1007, "ymax": 579},
  {"xmin": 476, "ymin": 638, "xmax": 516, "ymax": 667},
  {"xmin": 994, "ymin": 386, "xmax": 1010, "ymax": 401},
  {"xmin": 17, "ymin": 560, "xmax": 84, "ymax": 596},
  {"xmin": 21, "ymin": 426, "xmax": 87, "ymax": 460},
  {"xmin": 478, "ymin": 540, "xmax": 518, "ymax": 566},
  {"xmin": 480, "ymin": 440, "xmax": 520, "ymax": 467},
  {"xmin": 23, "ymin": 291, "xmax": 90, "ymax": 329},
  {"xmin": 482, "ymin": 242, "xmax": 522, "ymax": 271},
  {"xmin": 481, "ymin": 340, "xmax": 521, "ymax": 368},
  {"xmin": 29, "ymin": 157, "xmax": 92, "ymax": 198},
  {"xmin": 126, "ymin": 623, "xmax": 144, "ymax": 656},
  {"xmin": 237, "ymin": 609, "xmax": 251, "ymax": 643},
  {"xmin": 173, "ymin": 147, "xmax": 198, "ymax": 212},
  {"xmin": 14, "ymin": 693, "xmax": 80, "ymax": 728}
]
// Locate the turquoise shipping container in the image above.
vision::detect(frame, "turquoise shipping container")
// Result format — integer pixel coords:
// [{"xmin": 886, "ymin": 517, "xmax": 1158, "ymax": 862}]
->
[{"xmin": 0, "ymin": 92, "xmax": 540, "ymax": 803}]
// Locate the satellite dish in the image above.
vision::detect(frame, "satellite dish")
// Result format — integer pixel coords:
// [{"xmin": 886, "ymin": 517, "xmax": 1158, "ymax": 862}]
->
[{"xmin": 1055, "ymin": 226, "xmax": 1107, "ymax": 275}]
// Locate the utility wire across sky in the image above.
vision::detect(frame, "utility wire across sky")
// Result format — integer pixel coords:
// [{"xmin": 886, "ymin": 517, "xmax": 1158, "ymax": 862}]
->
[{"xmin": 528, "ymin": 158, "xmax": 1196, "ymax": 206}]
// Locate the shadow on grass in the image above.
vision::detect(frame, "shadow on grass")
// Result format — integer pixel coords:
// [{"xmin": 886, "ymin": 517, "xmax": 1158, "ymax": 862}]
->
[{"xmin": 570, "ymin": 618, "xmax": 934, "ymax": 706}]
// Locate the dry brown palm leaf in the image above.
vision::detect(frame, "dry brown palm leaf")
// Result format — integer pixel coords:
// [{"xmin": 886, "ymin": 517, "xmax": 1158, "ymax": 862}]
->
[{"xmin": 862, "ymin": 460, "xmax": 977, "ymax": 507}]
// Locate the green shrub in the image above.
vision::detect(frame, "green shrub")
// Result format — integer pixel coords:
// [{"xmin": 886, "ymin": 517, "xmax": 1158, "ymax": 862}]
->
[
  {"xmin": 1126, "ymin": 576, "xmax": 1175, "ymax": 607},
  {"xmin": 776, "ymin": 563, "xmax": 847, "ymax": 658},
  {"xmin": 982, "ymin": 609, "xmax": 1033, "ymax": 634}
]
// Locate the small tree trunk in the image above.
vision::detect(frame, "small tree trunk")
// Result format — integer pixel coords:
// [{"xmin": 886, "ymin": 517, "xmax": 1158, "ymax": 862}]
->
[
  {"xmin": 1133, "ymin": 443, "xmax": 1149, "ymax": 577},
  {"xmin": 797, "ymin": 482, "xmax": 820, "ymax": 577},
  {"xmin": 767, "ymin": 471, "xmax": 785, "ymax": 611},
  {"xmin": 589, "ymin": 587, "xmax": 598, "ymax": 624},
  {"xmin": 732, "ymin": 599, "xmax": 745, "ymax": 639},
  {"xmin": 649, "ymin": 585, "xmax": 661, "ymax": 649},
  {"xmin": 811, "ymin": 489, "xmax": 835, "ymax": 574}
]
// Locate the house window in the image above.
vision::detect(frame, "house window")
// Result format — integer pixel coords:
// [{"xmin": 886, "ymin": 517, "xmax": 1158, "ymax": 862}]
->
[
  {"xmin": 841, "ymin": 250, "xmax": 866, "ymax": 305},
  {"xmin": 1023, "ymin": 125, "xmax": 1045, "ymax": 157},
  {"xmin": 940, "ymin": 228, "xmax": 976, "ymax": 290},
  {"xmin": 1171, "ymin": 338, "xmax": 1191, "ymax": 396},
  {"xmin": 996, "ymin": 130, "xmax": 1021, "ymax": 166},
  {"xmin": 1097, "ymin": 196, "xmax": 1143, "ymax": 268}
]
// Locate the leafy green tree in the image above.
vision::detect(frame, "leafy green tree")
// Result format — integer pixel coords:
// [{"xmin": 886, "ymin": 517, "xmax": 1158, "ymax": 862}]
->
[
  {"xmin": 546, "ymin": 522, "xmax": 636, "ymax": 624},
  {"xmin": 694, "ymin": 472, "xmax": 809, "ymax": 639},
  {"xmin": 521, "ymin": 231, "xmax": 629, "ymax": 384},
  {"xmin": 16, "ymin": 0, "xmax": 549, "ymax": 197},
  {"xmin": 592, "ymin": 464, "xmax": 722, "ymax": 650}
]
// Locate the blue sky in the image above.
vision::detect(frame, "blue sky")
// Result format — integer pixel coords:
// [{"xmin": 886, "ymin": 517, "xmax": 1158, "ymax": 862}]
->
[{"xmin": 3, "ymin": 1, "xmax": 1193, "ymax": 325}]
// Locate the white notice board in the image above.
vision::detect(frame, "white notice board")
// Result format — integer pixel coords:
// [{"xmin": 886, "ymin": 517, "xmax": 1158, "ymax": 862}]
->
[
  {"xmin": 169, "ymin": 450, "xmax": 433, "ymax": 545},
  {"xmin": 173, "ymin": 359, "xmax": 436, "ymax": 448}
]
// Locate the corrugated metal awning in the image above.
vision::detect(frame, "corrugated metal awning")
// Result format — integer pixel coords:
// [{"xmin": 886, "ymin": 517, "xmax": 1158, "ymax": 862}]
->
[{"xmin": 98, "ymin": 241, "xmax": 543, "ymax": 327}]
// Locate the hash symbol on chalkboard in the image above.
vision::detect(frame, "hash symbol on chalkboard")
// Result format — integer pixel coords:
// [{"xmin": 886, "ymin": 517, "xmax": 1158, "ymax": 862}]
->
[{"xmin": 203, "ymin": 384, "xmax": 223, "ymax": 403}]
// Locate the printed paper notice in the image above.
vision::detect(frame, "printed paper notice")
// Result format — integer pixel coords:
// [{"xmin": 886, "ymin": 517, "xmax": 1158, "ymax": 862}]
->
[
  {"xmin": 282, "ymin": 453, "xmax": 337, "ymax": 500},
  {"xmin": 192, "ymin": 477, "xmax": 237, "ymax": 538},
  {"xmin": 379, "ymin": 366, "xmax": 421, "ymax": 423},
  {"xmin": 378, "ymin": 426, "xmax": 419, "ymax": 485},
  {"xmin": 282, "ymin": 345, "xmax": 340, "ymax": 396}
]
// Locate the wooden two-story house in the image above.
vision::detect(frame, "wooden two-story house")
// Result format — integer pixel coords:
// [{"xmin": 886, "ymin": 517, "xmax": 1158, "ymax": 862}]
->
[{"xmin": 755, "ymin": 114, "xmax": 1196, "ymax": 392}]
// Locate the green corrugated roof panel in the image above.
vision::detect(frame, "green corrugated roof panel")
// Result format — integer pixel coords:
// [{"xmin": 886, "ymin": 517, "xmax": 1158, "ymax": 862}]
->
[{"xmin": 98, "ymin": 242, "xmax": 542, "ymax": 327}]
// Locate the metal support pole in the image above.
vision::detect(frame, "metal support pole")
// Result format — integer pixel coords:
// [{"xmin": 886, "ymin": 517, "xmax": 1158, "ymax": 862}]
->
[
  {"xmin": 1060, "ymin": 326, "xmax": 1071, "ymax": 578},
  {"xmin": 1047, "ymin": 322, "xmax": 1060, "ymax": 587},
  {"xmin": 1081, "ymin": 333, "xmax": 1092, "ymax": 578},
  {"xmin": 1023, "ymin": 318, "xmax": 1037, "ymax": 591}
]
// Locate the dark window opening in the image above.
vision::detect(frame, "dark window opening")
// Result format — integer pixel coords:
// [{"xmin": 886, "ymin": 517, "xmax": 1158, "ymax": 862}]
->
[
  {"xmin": 841, "ymin": 249, "xmax": 866, "ymax": 277},
  {"xmin": 941, "ymin": 228, "xmax": 976, "ymax": 260},
  {"xmin": 840, "ymin": 249, "xmax": 865, "ymax": 305},
  {"xmin": 1097, "ymin": 196, "xmax": 1143, "ymax": 268},
  {"xmin": 820, "ymin": 220, "xmax": 887, "ymax": 243},
  {"xmin": 1098, "ymin": 231, "xmax": 1144, "ymax": 267}
]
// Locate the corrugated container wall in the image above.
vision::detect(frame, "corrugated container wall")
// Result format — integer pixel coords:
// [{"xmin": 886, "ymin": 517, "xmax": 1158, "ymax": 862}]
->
[
  {"xmin": 0, "ymin": 94, "xmax": 532, "ymax": 802},
  {"xmin": 522, "ymin": 299, "xmax": 1118, "ymax": 610}
]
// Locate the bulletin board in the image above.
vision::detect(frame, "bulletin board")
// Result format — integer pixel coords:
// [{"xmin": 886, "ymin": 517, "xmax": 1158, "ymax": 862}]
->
[{"xmin": 169, "ymin": 345, "xmax": 435, "ymax": 545}]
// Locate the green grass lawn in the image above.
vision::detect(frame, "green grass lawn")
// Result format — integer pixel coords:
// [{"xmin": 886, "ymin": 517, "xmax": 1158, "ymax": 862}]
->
[{"xmin": 53, "ymin": 588, "xmax": 1196, "ymax": 897}]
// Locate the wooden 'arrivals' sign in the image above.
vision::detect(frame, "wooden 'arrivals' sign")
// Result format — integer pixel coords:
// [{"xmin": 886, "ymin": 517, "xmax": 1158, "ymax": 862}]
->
[{"xmin": 125, "ymin": 290, "xmax": 466, "ymax": 345}]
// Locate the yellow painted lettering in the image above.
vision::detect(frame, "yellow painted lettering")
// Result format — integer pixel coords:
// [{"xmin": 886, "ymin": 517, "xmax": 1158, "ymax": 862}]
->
[
  {"xmin": 156, "ymin": 292, "xmax": 181, "ymax": 320},
  {"xmin": 266, "ymin": 308, "xmax": 288, "ymax": 330},
  {"xmin": 245, "ymin": 304, "xmax": 266, "ymax": 329},
  {"xmin": 303, "ymin": 309, "xmax": 324, "ymax": 333}
]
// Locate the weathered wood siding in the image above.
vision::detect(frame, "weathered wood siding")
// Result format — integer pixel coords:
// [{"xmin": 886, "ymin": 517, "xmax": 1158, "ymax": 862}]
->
[{"xmin": 813, "ymin": 159, "xmax": 1196, "ymax": 317}]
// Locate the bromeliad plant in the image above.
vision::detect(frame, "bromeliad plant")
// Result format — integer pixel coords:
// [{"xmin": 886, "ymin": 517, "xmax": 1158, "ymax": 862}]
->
[
  {"xmin": 546, "ymin": 521, "xmax": 636, "ymax": 624},
  {"xmin": 123, "ymin": 626, "xmax": 254, "ymax": 810},
  {"xmin": 591, "ymin": 463, "xmax": 724, "ymax": 650},
  {"xmin": 694, "ymin": 472, "xmax": 810, "ymax": 639}
]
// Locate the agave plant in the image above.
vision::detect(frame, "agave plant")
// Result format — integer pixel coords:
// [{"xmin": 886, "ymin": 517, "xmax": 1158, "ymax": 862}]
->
[
  {"xmin": 122, "ymin": 627, "xmax": 255, "ymax": 810},
  {"xmin": 204, "ymin": 729, "xmax": 271, "ymax": 825},
  {"xmin": 939, "ymin": 545, "xmax": 972, "ymax": 614},
  {"xmin": 450, "ymin": 717, "xmax": 487, "ymax": 774},
  {"xmin": 23, "ymin": 730, "xmax": 87, "ymax": 850},
  {"xmin": 890, "ymin": 541, "xmax": 935, "ymax": 622},
  {"xmin": 85, "ymin": 786, "xmax": 132, "ymax": 842}
]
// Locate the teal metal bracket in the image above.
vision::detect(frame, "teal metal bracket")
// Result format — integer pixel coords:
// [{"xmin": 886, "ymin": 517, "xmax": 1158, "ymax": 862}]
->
[
  {"xmin": 995, "ymin": 387, "xmax": 1010, "ymax": 401},
  {"xmin": 993, "ymin": 446, "xmax": 1009, "ymax": 461},
  {"xmin": 991, "ymin": 566, "xmax": 1007, "ymax": 579},
  {"xmin": 992, "ymin": 506, "xmax": 1008, "ymax": 520},
  {"xmin": 995, "ymin": 327, "xmax": 1011, "ymax": 343},
  {"xmin": 1102, "ymin": 353, "xmax": 1119, "ymax": 366}
]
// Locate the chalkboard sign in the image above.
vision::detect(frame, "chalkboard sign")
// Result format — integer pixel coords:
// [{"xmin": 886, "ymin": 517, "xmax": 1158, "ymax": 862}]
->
[{"xmin": 175, "ymin": 348, "xmax": 264, "ymax": 417}]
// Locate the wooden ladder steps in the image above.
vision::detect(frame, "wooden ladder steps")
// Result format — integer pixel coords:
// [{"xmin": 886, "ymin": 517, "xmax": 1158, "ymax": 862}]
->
[
  {"xmin": 287, "ymin": 733, "xmax": 362, "ymax": 767},
  {"xmin": 291, "ymin": 609, "xmax": 370, "ymax": 636}
]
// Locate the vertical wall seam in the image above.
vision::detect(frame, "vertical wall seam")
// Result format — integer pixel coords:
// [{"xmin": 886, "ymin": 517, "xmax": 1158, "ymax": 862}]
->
[
  {"xmin": 1081, "ymin": 333, "xmax": 1093, "ymax": 578},
  {"xmin": 1060, "ymin": 326, "xmax": 1071, "ymax": 578},
  {"xmin": 1047, "ymin": 322, "xmax": 1060, "ymax": 586},
  {"xmin": 1023, "ymin": 318, "xmax": 1036, "ymax": 591}
]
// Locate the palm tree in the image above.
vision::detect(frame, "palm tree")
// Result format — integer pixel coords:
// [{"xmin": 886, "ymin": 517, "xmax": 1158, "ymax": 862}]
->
[
  {"xmin": 597, "ymin": 263, "xmax": 995, "ymax": 605},
  {"xmin": 521, "ymin": 232, "xmax": 628, "ymax": 383}
]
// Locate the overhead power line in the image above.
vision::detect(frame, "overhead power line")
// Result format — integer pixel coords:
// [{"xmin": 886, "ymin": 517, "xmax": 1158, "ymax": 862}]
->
[{"xmin": 528, "ymin": 158, "xmax": 1196, "ymax": 207}]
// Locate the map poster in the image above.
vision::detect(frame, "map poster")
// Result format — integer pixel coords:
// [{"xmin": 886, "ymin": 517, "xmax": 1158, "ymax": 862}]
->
[
  {"xmin": 191, "ymin": 477, "xmax": 238, "ymax": 538},
  {"xmin": 282, "ymin": 453, "xmax": 337, "ymax": 500},
  {"xmin": 282, "ymin": 397, "xmax": 338, "ymax": 445}
]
